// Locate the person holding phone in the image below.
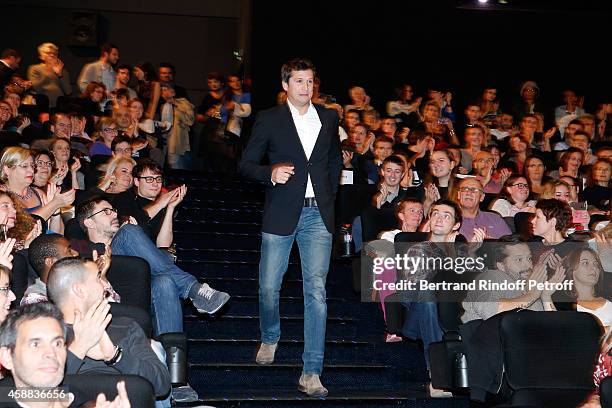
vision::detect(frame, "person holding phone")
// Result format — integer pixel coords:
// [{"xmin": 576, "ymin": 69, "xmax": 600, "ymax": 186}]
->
[{"xmin": 239, "ymin": 58, "xmax": 342, "ymax": 397}]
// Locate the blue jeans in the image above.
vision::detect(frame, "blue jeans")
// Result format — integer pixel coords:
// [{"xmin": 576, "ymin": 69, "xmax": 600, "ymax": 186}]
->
[
  {"xmin": 401, "ymin": 301, "xmax": 443, "ymax": 371},
  {"xmin": 111, "ymin": 224, "xmax": 197, "ymax": 335},
  {"xmin": 259, "ymin": 207, "xmax": 332, "ymax": 375}
]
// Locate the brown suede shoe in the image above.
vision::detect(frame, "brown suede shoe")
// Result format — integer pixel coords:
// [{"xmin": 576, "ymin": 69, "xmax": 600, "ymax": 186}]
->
[
  {"xmin": 255, "ymin": 342, "xmax": 277, "ymax": 365},
  {"xmin": 298, "ymin": 374, "xmax": 328, "ymax": 397}
]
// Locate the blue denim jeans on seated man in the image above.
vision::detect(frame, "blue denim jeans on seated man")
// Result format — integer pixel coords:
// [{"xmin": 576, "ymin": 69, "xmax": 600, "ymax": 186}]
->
[
  {"xmin": 401, "ymin": 301, "xmax": 443, "ymax": 371},
  {"xmin": 259, "ymin": 207, "xmax": 332, "ymax": 375},
  {"xmin": 111, "ymin": 224, "xmax": 196, "ymax": 335}
]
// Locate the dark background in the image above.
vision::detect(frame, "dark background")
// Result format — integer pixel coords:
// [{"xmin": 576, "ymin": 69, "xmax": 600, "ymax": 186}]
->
[
  {"xmin": 250, "ymin": 0, "xmax": 612, "ymax": 116},
  {"xmin": 1, "ymin": 0, "xmax": 610, "ymax": 116}
]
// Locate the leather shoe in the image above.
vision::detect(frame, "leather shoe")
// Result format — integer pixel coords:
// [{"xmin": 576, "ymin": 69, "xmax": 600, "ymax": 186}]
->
[
  {"xmin": 298, "ymin": 374, "xmax": 328, "ymax": 397},
  {"xmin": 255, "ymin": 342, "xmax": 277, "ymax": 365}
]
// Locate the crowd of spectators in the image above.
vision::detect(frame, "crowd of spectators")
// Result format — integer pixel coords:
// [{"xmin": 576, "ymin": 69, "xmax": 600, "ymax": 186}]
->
[{"xmin": 0, "ymin": 39, "xmax": 611, "ymax": 406}]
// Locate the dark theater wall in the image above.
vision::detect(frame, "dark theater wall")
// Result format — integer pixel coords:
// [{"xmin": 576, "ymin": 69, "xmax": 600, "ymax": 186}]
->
[{"xmin": 0, "ymin": 0, "xmax": 245, "ymax": 103}]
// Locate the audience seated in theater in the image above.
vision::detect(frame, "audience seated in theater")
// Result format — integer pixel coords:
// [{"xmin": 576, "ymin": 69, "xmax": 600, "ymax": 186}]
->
[
  {"xmin": 530, "ymin": 199, "xmax": 578, "ymax": 268},
  {"xmin": 74, "ymin": 197, "xmax": 230, "ymax": 334},
  {"xmin": 563, "ymin": 247, "xmax": 611, "ymax": 328},
  {"xmin": 581, "ymin": 159, "xmax": 611, "ymax": 212},
  {"xmin": 500, "ymin": 135, "xmax": 530, "ymax": 174},
  {"xmin": 387, "ymin": 83, "xmax": 422, "ymax": 128},
  {"xmin": 476, "ymin": 87, "xmax": 501, "ymax": 128},
  {"xmin": 553, "ymin": 118, "xmax": 584, "ymax": 151},
  {"xmin": 78, "ymin": 81, "xmax": 106, "ymax": 121},
  {"xmin": 472, "ymin": 150, "xmax": 502, "ymax": 194},
  {"xmin": 113, "ymin": 159, "xmax": 186, "ymax": 247},
  {"xmin": 45, "ymin": 257, "xmax": 171, "ymax": 399},
  {"xmin": 372, "ymin": 155, "xmax": 412, "ymax": 210},
  {"xmin": 112, "ymin": 106, "xmax": 149, "ymax": 159},
  {"xmin": 344, "ymin": 86, "xmax": 372, "ymax": 113},
  {"xmin": 88, "ymin": 117, "xmax": 118, "ymax": 159},
  {"xmin": 462, "ymin": 235, "xmax": 562, "ymax": 323},
  {"xmin": 595, "ymin": 146, "xmax": 612, "ymax": 161},
  {"xmin": 0, "ymin": 302, "xmax": 136, "ymax": 407},
  {"xmin": 158, "ymin": 62, "xmax": 189, "ymax": 101},
  {"xmin": 50, "ymin": 137, "xmax": 83, "ymax": 191},
  {"xmin": 422, "ymin": 149, "xmax": 457, "ymax": 214},
  {"xmin": 22, "ymin": 234, "xmax": 119, "ymax": 305},
  {"xmin": 413, "ymin": 100, "xmax": 459, "ymax": 147},
  {"xmin": 539, "ymin": 179, "xmax": 572, "ymax": 204},
  {"xmin": 0, "ymin": 148, "xmax": 74, "ymax": 234},
  {"xmin": 548, "ymin": 147, "xmax": 585, "ymax": 180},
  {"xmin": 159, "ymin": 82, "xmax": 194, "ymax": 170},
  {"xmin": 27, "ymin": 43, "xmax": 72, "ymax": 109},
  {"xmin": 341, "ymin": 109, "xmax": 360, "ymax": 135},
  {"xmin": 30, "ymin": 112, "xmax": 72, "ymax": 151},
  {"xmin": 489, "ymin": 112, "xmax": 514, "ymax": 141},
  {"xmin": 523, "ymin": 155, "xmax": 548, "ymax": 197},
  {"xmin": 379, "ymin": 198, "xmax": 424, "ymax": 242},
  {"xmin": 459, "ymin": 124, "xmax": 486, "ymax": 173},
  {"xmin": 490, "ymin": 174, "xmax": 537, "ymax": 217},
  {"xmin": 401, "ymin": 130, "xmax": 435, "ymax": 182},
  {"xmin": 0, "ymin": 191, "xmax": 42, "ymax": 252},
  {"xmin": 571, "ymin": 130, "xmax": 597, "ymax": 165},
  {"xmin": 114, "ymin": 64, "xmax": 137, "ymax": 101},
  {"xmin": 454, "ymin": 177, "xmax": 511, "ymax": 240},
  {"xmin": 399, "ymin": 199, "xmax": 469, "ymax": 398}
]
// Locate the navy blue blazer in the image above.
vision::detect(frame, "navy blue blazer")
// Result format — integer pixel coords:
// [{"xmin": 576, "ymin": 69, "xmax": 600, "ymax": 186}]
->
[{"xmin": 239, "ymin": 103, "xmax": 342, "ymax": 235}]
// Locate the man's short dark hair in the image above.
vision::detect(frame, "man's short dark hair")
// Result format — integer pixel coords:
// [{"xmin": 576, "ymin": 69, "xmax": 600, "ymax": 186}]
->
[
  {"xmin": 159, "ymin": 62, "xmax": 175, "ymax": 73},
  {"xmin": 76, "ymin": 196, "xmax": 107, "ymax": 232},
  {"xmin": 133, "ymin": 159, "xmax": 163, "ymax": 178},
  {"xmin": 408, "ymin": 130, "xmax": 432, "ymax": 145},
  {"xmin": 494, "ymin": 234, "xmax": 528, "ymax": 267},
  {"xmin": 430, "ymin": 199, "xmax": 463, "ymax": 225},
  {"xmin": 381, "ymin": 155, "xmax": 405, "ymax": 171},
  {"xmin": 116, "ymin": 64, "xmax": 131, "ymax": 73},
  {"xmin": 207, "ymin": 72, "xmax": 222, "ymax": 82},
  {"xmin": 536, "ymin": 199, "xmax": 571, "ymax": 232},
  {"xmin": 160, "ymin": 81, "xmax": 175, "ymax": 90},
  {"xmin": 0, "ymin": 303, "xmax": 66, "ymax": 351},
  {"xmin": 567, "ymin": 118, "xmax": 583, "ymax": 128},
  {"xmin": 281, "ymin": 58, "xmax": 315, "ymax": 84},
  {"xmin": 100, "ymin": 43, "xmax": 118, "ymax": 56},
  {"xmin": 28, "ymin": 234, "xmax": 66, "ymax": 277},
  {"xmin": 111, "ymin": 135, "xmax": 131, "ymax": 151},
  {"xmin": 47, "ymin": 257, "xmax": 91, "ymax": 308},
  {"xmin": 374, "ymin": 136, "xmax": 394, "ymax": 147},
  {"xmin": 0, "ymin": 49, "xmax": 20, "ymax": 60}
]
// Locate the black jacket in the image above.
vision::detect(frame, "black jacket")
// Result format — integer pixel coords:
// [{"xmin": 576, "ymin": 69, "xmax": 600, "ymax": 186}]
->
[{"xmin": 239, "ymin": 103, "xmax": 342, "ymax": 235}]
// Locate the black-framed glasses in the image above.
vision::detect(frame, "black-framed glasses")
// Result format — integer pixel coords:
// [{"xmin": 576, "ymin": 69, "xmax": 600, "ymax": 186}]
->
[
  {"xmin": 35, "ymin": 160, "xmax": 53, "ymax": 168},
  {"xmin": 87, "ymin": 207, "xmax": 117, "ymax": 218},
  {"xmin": 137, "ymin": 176, "xmax": 163, "ymax": 184},
  {"xmin": 510, "ymin": 183, "xmax": 529, "ymax": 189}
]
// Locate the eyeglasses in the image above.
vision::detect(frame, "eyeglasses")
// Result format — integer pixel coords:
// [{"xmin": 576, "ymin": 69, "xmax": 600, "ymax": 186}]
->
[
  {"xmin": 11, "ymin": 162, "xmax": 36, "ymax": 170},
  {"xmin": 103, "ymin": 128, "xmax": 118, "ymax": 133},
  {"xmin": 115, "ymin": 148, "xmax": 133, "ymax": 154},
  {"xmin": 510, "ymin": 183, "xmax": 529, "ymax": 189},
  {"xmin": 458, "ymin": 187, "xmax": 483, "ymax": 194},
  {"xmin": 475, "ymin": 158, "xmax": 494, "ymax": 164},
  {"xmin": 0, "ymin": 285, "xmax": 12, "ymax": 295},
  {"xmin": 35, "ymin": 160, "xmax": 54, "ymax": 168},
  {"xmin": 137, "ymin": 176, "xmax": 163, "ymax": 184},
  {"xmin": 87, "ymin": 207, "xmax": 117, "ymax": 218}
]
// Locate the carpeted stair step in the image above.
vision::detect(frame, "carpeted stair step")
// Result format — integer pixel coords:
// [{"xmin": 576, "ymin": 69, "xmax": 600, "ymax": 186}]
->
[
  {"xmin": 174, "ymin": 221, "xmax": 262, "ymax": 234},
  {"xmin": 175, "ymin": 388, "xmax": 469, "ymax": 408}
]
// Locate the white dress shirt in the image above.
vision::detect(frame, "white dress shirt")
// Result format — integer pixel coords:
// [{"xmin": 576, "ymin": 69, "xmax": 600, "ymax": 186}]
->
[{"xmin": 287, "ymin": 100, "xmax": 321, "ymax": 198}]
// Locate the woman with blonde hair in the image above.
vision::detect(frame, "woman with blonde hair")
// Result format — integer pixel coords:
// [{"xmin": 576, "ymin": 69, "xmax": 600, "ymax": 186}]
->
[
  {"xmin": 539, "ymin": 179, "xmax": 572, "ymax": 203},
  {"xmin": 0, "ymin": 147, "xmax": 73, "ymax": 233},
  {"xmin": 97, "ymin": 156, "xmax": 136, "ymax": 194}
]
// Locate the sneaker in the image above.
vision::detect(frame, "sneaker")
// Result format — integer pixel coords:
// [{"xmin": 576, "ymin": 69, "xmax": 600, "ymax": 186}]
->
[
  {"xmin": 385, "ymin": 333, "xmax": 403, "ymax": 343},
  {"xmin": 190, "ymin": 283, "xmax": 230, "ymax": 314},
  {"xmin": 255, "ymin": 342, "xmax": 278, "ymax": 365},
  {"xmin": 172, "ymin": 383, "xmax": 199, "ymax": 403},
  {"xmin": 298, "ymin": 374, "xmax": 328, "ymax": 398},
  {"xmin": 427, "ymin": 383, "xmax": 453, "ymax": 398}
]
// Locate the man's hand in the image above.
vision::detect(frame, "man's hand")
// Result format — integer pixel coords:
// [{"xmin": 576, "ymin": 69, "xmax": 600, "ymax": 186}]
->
[
  {"xmin": 86, "ymin": 330, "xmax": 116, "ymax": 361},
  {"xmin": 70, "ymin": 158, "xmax": 81, "ymax": 174},
  {"xmin": 168, "ymin": 185, "xmax": 187, "ymax": 209},
  {"xmin": 92, "ymin": 245, "xmax": 112, "ymax": 279},
  {"xmin": 93, "ymin": 380, "xmax": 131, "ymax": 408},
  {"xmin": 69, "ymin": 299, "xmax": 112, "ymax": 360},
  {"xmin": 271, "ymin": 163, "xmax": 294, "ymax": 184},
  {"xmin": 342, "ymin": 150, "xmax": 353, "ymax": 168}
]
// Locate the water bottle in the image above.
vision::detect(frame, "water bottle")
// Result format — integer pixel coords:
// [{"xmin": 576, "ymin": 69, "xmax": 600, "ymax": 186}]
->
[
  {"xmin": 454, "ymin": 352, "xmax": 469, "ymax": 388},
  {"xmin": 166, "ymin": 346, "xmax": 187, "ymax": 384},
  {"xmin": 341, "ymin": 224, "xmax": 354, "ymax": 257}
]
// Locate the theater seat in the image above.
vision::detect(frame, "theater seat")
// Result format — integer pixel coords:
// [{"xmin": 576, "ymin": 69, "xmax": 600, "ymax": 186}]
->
[
  {"xmin": 601, "ymin": 377, "xmax": 612, "ymax": 408},
  {"xmin": 499, "ymin": 311, "xmax": 602, "ymax": 407}
]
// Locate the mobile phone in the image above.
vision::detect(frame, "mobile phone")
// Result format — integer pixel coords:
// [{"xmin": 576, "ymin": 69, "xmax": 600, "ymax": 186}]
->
[{"xmin": 0, "ymin": 224, "xmax": 7, "ymax": 242}]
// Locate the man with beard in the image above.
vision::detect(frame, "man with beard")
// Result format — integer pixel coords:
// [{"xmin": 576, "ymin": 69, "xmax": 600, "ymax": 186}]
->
[{"xmin": 462, "ymin": 235, "xmax": 564, "ymax": 323}]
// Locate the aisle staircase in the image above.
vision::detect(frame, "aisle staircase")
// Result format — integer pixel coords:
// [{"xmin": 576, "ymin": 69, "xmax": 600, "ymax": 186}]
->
[{"xmin": 167, "ymin": 171, "xmax": 468, "ymax": 408}]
